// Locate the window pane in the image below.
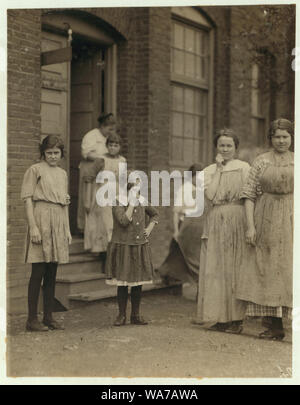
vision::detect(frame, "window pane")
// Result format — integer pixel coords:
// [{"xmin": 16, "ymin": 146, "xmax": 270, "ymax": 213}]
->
[
  {"xmin": 202, "ymin": 32, "xmax": 208, "ymax": 55},
  {"xmin": 202, "ymin": 117, "xmax": 207, "ymax": 137},
  {"xmin": 195, "ymin": 31, "xmax": 202, "ymax": 56},
  {"xmin": 183, "ymin": 138, "xmax": 194, "ymax": 162},
  {"xmin": 201, "ymin": 57, "xmax": 207, "ymax": 80},
  {"xmin": 184, "ymin": 88, "xmax": 194, "ymax": 113},
  {"xmin": 201, "ymin": 92, "xmax": 208, "ymax": 115},
  {"xmin": 193, "ymin": 139, "xmax": 199, "ymax": 162},
  {"xmin": 185, "ymin": 27, "xmax": 195, "ymax": 52},
  {"xmin": 174, "ymin": 23, "xmax": 184, "ymax": 49},
  {"xmin": 172, "ymin": 112, "xmax": 183, "ymax": 137},
  {"xmin": 172, "ymin": 86, "xmax": 184, "ymax": 111},
  {"xmin": 184, "ymin": 114, "xmax": 194, "ymax": 138},
  {"xmin": 173, "ymin": 49, "xmax": 185, "ymax": 75},
  {"xmin": 199, "ymin": 139, "xmax": 205, "ymax": 162},
  {"xmin": 172, "ymin": 137, "xmax": 183, "ymax": 161},
  {"xmin": 195, "ymin": 116, "xmax": 200, "ymax": 135},
  {"xmin": 194, "ymin": 91, "xmax": 200, "ymax": 114},
  {"xmin": 185, "ymin": 53, "xmax": 195, "ymax": 78},
  {"xmin": 195, "ymin": 56, "xmax": 201, "ymax": 80}
]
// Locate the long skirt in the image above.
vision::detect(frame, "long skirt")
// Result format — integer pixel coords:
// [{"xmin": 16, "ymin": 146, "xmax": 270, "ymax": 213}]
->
[
  {"xmin": 196, "ymin": 204, "xmax": 247, "ymax": 323},
  {"xmin": 25, "ymin": 201, "xmax": 69, "ymax": 264},
  {"xmin": 158, "ymin": 215, "xmax": 204, "ymax": 284},
  {"xmin": 105, "ymin": 242, "xmax": 154, "ymax": 287}
]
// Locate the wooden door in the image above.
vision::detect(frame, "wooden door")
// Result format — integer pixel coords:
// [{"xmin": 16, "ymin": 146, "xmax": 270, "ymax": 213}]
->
[
  {"xmin": 41, "ymin": 31, "xmax": 70, "ymax": 173},
  {"xmin": 69, "ymin": 48, "xmax": 104, "ymax": 233}
]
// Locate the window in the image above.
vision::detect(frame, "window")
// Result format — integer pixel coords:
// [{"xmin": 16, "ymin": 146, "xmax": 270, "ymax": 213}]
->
[
  {"xmin": 251, "ymin": 63, "xmax": 266, "ymax": 146},
  {"xmin": 170, "ymin": 8, "xmax": 213, "ymax": 168}
]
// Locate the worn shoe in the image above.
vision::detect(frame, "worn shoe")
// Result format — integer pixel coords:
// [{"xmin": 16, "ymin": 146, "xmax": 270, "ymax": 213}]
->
[
  {"xmin": 43, "ymin": 319, "xmax": 65, "ymax": 330},
  {"xmin": 224, "ymin": 321, "xmax": 243, "ymax": 335},
  {"xmin": 130, "ymin": 316, "xmax": 148, "ymax": 325},
  {"xmin": 259, "ymin": 329, "xmax": 285, "ymax": 341},
  {"xmin": 26, "ymin": 319, "xmax": 49, "ymax": 332},
  {"xmin": 208, "ymin": 322, "xmax": 229, "ymax": 332},
  {"xmin": 113, "ymin": 315, "xmax": 126, "ymax": 326}
]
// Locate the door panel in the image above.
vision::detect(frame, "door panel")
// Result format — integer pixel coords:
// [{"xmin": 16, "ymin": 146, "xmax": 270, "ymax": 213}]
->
[
  {"xmin": 69, "ymin": 49, "xmax": 103, "ymax": 233},
  {"xmin": 41, "ymin": 31, "xmax": 69, "ymax": 173}
]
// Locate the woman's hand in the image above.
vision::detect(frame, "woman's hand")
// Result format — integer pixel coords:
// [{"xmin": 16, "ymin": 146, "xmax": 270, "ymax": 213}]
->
[
  {"xmin": 67, "ymin": 231, "xmax": 72, "ymax": 245},
  {"xmin": 216, "ymin": 153, "xmax": 224, "ymax": 168},
  {"xmin": 245, "ymin": 226, "xmax": 256, "ymax": 246},
  {"xmin": 30, "ymin": 226, "xmax": 42, "ymax": 244},
  {"xmin": 66, "ymin": 194, "xmax": 71, "ymax": 205}
]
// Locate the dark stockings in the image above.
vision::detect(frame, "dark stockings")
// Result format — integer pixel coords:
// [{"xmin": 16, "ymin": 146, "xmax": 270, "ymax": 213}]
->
[
  {"xmin": 130, "ymin": 285, "xmax": 142, "ymax": 318},
  {"xmin": 117, "ymin": 286, "xmax": 128, "ymax": 317},
  {"xmin": 27, "ymin": 262, "xmax": 58, "ymax": 322},
  {"xmin": 116, "ymin": 285, "xmax": 143, "ymax": 318}
]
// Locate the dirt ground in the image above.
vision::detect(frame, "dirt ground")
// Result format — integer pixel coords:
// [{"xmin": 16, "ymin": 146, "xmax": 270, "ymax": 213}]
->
[{"xmin": 6, "ymin": 287, "xmax": 292, "ymax": 379}]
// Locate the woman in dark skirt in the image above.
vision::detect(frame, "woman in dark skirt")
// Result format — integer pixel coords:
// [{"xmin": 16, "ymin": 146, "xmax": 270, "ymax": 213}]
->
[
  {"xmin": 156, "ymin": 163, "xmax": 205, "ymax": 286},
  {"xmin": 105, "ymin": 182, "xmax": 159, "ymax": 326}
]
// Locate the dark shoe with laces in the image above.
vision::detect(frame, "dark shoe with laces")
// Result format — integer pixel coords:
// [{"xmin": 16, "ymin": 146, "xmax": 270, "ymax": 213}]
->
[
  {"xmin": 259, "ymin": 329, "xmax": 285, "ymax": 341},
  {"xmin": 113, "ymin": 315, "xmax": 126, "ymax": 326},
  {"xmin": 43, "ymin": 319, "xmax": 65, "ymax": 330},
  {"xmin": 26, "ymin": 319, "xmax": 49, "ymax": 332},
  {"xmin": 130, "ymin": 316, "xmax": 148, "ymax": 325}
]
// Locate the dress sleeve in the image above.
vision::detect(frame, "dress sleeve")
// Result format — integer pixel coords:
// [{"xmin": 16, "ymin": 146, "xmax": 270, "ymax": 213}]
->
[
  {"xmin": 81, "ymin": 130, "xmax": 98, "ymax": 160},
  {"xmin": 82, "ymin": 159, "xmax": 104, "ymax": 183},
  {"xmin": 113, "ymin": 205, "xmax": 132, "ymax": 227},
  {"xmin": 240, "ymin": 159, "xmax": 263, "ymax": 202},
  {"xmin": 203, "ymin": 165, "xmax": 216, "ymax": 190},
  {"xmin": 241, "ymin": 162, "xmax": 251, "ymax": 183},
  {"xmin": 20, "ymin": 165, "xmax": 39, "ymax": 201},
  {"xmin": 145, "ymin": 206, "xmax": 159, "ymax": 224}
]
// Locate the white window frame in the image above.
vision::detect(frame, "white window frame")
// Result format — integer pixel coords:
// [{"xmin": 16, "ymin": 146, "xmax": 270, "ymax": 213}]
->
[{"xmin": 170, "ymin": 7, "xmax": 214, "ymax": 169}]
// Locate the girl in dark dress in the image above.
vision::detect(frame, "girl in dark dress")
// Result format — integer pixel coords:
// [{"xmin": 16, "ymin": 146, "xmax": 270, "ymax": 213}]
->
[{"xmin": 105, "ymin": 182, "xmax": 159, "ymax": 326}]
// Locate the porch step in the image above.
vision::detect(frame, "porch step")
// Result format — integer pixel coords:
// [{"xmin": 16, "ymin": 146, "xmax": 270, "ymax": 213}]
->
[
  {"xmin": 55, "ymin": 272, "xmax": 107, "ymax": 309},
  {"xmin": 57, "ymin": 253, "xmax": 103, "ymax": 276},
  {"xmin": 68, "ymin": 282, "xmax": 183, "ymax": 306},
  {"xmin": 69, "ymin": 236, "xmax": 85, "ymax": 255}
]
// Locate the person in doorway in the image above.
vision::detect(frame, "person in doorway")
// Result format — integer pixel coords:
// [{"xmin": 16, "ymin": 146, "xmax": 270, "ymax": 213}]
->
[
  {"xmin": 195, "ymin": 129, "xmax": 250, "ymax": 334},
  {"xmin": 105, "ymin": 182, "xmax": 159, "ymax": 326},
  {"xmin": 77, "ymin": 113, "xmax": 116, "ymax": 232},
  {"xmin": 82, "ymin": 133, "xmax": 126, "ymax": 255},
  {"xmin": 156, "ymin": 163, "xmax": 205, "ymax": 287},
  {"xmin": 21, "ymin": 135, "xmax": 72, "ymax": 332},
  {"xmin": 237, "ymin": 118, "xmax": 294, "ymax": 341}
]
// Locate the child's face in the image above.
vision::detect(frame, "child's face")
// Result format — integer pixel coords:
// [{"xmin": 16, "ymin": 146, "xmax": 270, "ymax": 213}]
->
[
  {"xmin": 44, "ymin": 146, "xmax": 62, "ymax": 166},
  {"xmin": 107, "ymin": 142, "xmax": 120, "ymax": 156}
]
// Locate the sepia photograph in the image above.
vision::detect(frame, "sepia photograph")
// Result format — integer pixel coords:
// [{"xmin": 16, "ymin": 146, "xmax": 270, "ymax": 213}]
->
[{"xmin": 2, "ymin": 0, "xmax": 299, "ymax": 385}]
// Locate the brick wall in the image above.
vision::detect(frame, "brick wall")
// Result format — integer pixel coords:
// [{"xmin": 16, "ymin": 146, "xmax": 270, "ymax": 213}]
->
[{"xmin": 7, "ymin": 9, "xmax": 42, "ymax": 313}]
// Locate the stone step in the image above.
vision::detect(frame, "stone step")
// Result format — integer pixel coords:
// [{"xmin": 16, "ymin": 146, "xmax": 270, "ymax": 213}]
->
[
  {"xmin": 55, "ymin": 272, "xmax": 107, "ymax": 309},
  {"xmin": 69, "ymin": 236, "xmax": 85, "ymax": 255},
  {"xmin": 68, "ymin": 282, "xmax": 183, "ymax": 308},
  {"xmin": 57, "ymin": 253, "xmax": 103, "ymax": 276}
]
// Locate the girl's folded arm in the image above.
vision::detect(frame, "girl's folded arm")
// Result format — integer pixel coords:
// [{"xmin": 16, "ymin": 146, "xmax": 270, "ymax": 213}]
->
[{"xmin": 113, "ymin": 205, "xmax": 133, "ymax": 227}]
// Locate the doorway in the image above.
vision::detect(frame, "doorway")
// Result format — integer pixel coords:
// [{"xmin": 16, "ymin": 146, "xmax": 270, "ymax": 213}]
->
[{"xmin": 69, "ymin": 38, "xmax": 106, "ymax": 233}]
